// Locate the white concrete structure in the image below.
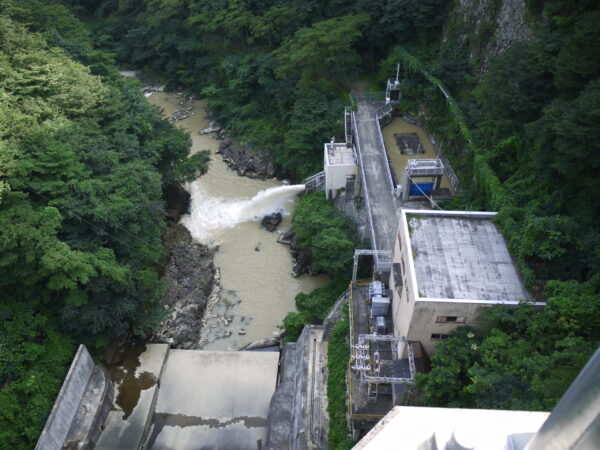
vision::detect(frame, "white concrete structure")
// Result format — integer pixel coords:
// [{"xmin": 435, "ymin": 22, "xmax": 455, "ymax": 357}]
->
[
  {"xmin": 353, "ymin": 406, "xmax": 550, "ymax": 450},
  {"xmin": 390, "ymin": 210, "xmax": 540, "ymax": 356},
  {"xmin": 354, "ymin": 348, "xmax": 600, "ymax": 450},
  {"xmin": 324, "ymin": 141, "xmax": 357, "ymax": 199}
]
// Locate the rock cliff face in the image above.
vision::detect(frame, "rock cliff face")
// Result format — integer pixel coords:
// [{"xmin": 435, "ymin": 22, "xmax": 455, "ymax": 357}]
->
[
  {"xmin": 446, "ymin": 0, "xmax": 533, "ymax": 70},
  {"xmin": 217, "ymin": 137, "xmax": 276, "ymax": 179},
  {"xmin": 153, "ymin": 224, "xmax": 214, "ymax": 348},
  {"xmin": 163, "ymin": 184, "xmax": 190, "ymax": 225}
]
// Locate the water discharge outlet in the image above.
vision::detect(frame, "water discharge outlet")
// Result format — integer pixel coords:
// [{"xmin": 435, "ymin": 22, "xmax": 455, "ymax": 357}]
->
[{"xmin": 181, "ymin": 183, "xmax": 305, "ymax": 243}]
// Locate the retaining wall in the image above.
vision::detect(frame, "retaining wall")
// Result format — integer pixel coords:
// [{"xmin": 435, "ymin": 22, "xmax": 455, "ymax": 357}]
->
[{"xmin": 36, "ymin": 345, "xmax": 113, "ymax": 450}]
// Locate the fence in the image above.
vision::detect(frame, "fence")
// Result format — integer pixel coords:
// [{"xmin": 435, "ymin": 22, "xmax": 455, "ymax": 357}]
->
[{"xmin": 374, "ymin": 111, "xmax": 396, "ymax": 196}]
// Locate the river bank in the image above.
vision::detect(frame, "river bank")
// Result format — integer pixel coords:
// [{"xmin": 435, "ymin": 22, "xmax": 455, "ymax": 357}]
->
[
  {"xmin": 145, "ymin": 91, "xmax": 329, "ymax": 350},
  {"xmin": 152, "ymin": 224, "xmax": 215, "ymax": 349}
]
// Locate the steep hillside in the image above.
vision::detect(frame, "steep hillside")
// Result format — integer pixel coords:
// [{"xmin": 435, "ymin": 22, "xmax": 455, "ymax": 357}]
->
[
  {"xmin": 446, "ymin": 0, "xmax": 533, "ymax": 70},
  {"xmin": 0, "ymin": 3, "xmax": 208, "ymax": 447},
  {"xmin": 1, "ymin": 0, "xmax": 599, "ymax": 446}
]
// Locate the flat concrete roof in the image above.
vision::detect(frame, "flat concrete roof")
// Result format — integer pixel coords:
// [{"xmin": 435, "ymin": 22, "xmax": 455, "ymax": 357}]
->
[
  {"xmin": 354, "ymin": 406, "xmax": 549, "ymax": 450},
  {"xmin": 145, "ymin": 350, "xmax": 279, "ymax": 450},
  {"xmin": 406, "ymin": 212, "xmax": 529, "ymax": 302},
  {"xmin": 326, "ymin": 143, "xmax": 355, "ymax": 165}
]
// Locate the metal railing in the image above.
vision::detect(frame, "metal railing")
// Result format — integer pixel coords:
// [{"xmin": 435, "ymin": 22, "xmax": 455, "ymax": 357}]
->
[
  {"xmin": 304, "ymin": 171, "xmax": 325, "ymax": 184},
  {"xmin": 323, "ymin": 288, "xmax": 349, "ymax": 324},
  {"xmin": 374, "ymin": 112, "xmax": 396, "ymax": 195}
]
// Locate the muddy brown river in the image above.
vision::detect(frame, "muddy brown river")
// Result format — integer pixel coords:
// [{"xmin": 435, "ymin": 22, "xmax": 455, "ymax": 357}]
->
[{"xmin": 147, "ymin": 92, "xmax": 329, "ymax": 350}]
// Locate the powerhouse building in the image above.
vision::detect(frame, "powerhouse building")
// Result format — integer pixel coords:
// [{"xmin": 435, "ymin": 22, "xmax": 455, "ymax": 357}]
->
[{"xmin": 390, "ymin": 209, "xmax": 541, "ymax": 357}]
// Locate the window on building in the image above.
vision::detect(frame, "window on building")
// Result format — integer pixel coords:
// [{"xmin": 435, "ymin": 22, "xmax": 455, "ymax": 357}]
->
[
  {"xmin": 436, "ymin": 316, "xmax": 466, "ymax": 324},
  {"xmin": 431, "ymin": 333, "xmax": 449, "ymax": 341},
  {"xmin": 393, "ymin": 263, "xmax": 403, "ymax": 292}
]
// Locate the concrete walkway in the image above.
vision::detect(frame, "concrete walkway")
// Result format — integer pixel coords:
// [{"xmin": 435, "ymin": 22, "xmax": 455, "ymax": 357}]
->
[{"xmin": 354, "ymin": 102, "xmax": 399, "ymax": 254}]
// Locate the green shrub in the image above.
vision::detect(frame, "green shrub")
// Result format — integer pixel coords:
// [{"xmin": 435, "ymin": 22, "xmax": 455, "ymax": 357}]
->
[
  {"xmin": 283, "ymin": 281, "xmax": 347, "ymax": 342},
  {"xmin": 327, "ymin": 310, "xmax": 354, "ymax": 449}
]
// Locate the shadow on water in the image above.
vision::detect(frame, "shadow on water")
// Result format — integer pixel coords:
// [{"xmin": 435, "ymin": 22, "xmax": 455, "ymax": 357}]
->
[{"xmin": 107, "ymin": 343, "xmax": 157, "ymax": 419}]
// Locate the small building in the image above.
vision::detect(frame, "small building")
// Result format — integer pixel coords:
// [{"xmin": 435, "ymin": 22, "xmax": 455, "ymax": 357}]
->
[
  {"xmin": 324, "ymin": 139, "xmax": 357, "ymax": 199},
  {"xmin": 390, "ymin": 209, "xmax": 540, "ymax": 357}
]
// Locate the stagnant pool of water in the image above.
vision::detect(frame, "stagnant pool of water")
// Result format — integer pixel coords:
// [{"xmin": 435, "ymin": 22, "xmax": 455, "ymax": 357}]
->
[{"xmin": 147, "ymin": 92, "xmax": 329, "ymax": 350}]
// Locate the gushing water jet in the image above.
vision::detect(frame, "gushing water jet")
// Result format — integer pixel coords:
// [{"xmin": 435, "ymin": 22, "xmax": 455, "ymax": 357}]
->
[{"xmin": 181, "ymin": 184, "xmax": 305, "ymax": 243}]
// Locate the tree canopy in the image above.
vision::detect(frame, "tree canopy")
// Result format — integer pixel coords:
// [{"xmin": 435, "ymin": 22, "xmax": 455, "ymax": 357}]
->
[
  {"xmin": 0, "ymin": 5, "xmax": 207, "ymax": 446},
  {"xmin": 2, "ymin": 0, "xmax": 600, "ymax": 444}
]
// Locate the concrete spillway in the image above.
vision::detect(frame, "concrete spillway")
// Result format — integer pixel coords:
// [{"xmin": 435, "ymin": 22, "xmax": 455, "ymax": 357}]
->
[
  {"xmin": 145, "ymin": 350, "xmax": 279, "ymax": 449},
  {"xmin": 96, "ymin": 346, "xmax": 279, "ymax": 449}
]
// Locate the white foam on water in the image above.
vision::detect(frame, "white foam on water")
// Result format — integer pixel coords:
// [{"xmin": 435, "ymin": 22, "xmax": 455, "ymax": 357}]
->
[{"xmin": 181, "ymin": 183, "xmax": 305, "ymax": 243}]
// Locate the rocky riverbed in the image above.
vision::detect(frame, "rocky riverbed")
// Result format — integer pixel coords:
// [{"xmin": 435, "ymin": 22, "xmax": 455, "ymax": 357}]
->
[
  {"xmin": 170, "ymin": 94, "xmax": 195, "ymax": 122},
  {"xmin": 217, "ymin": 137, "xmax": 276, "ymax": 179},
  {"xmin": 152, "ymin": 224, "xmax": 215, "ymax": 349},
  {"xmin": 198, "ymin": 116, "xmax": 277, "ymax": 179}
]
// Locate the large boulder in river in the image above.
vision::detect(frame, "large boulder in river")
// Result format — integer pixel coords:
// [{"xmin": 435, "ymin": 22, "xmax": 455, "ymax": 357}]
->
[
  {"xmin": 277, "ymin": 229, "xmax": 295, "ymax": 245},
  {"xmin": 199, "ymin": 121, "xmax": 222, "ymax": 135},
  {"xmin": 261, "ymin": 212, "xmax": 282, "ymax": 232},
  {"xmin": 217, "ymin": 137, "xmax": 276, "ymax": 179},
  {"xmin": 163, "ymin": 184, "xmax": 190, "ymax": 224}
]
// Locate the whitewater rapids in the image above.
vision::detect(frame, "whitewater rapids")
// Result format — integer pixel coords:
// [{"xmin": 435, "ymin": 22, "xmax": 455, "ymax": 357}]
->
[{"xmin": 181, "ymin": 183, "xmax": 305, "ymax": 243}]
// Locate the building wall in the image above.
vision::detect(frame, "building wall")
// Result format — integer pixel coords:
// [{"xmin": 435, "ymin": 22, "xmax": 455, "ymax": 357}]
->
[
  {"xmin": 409, "ymin": 301, "xmax": 492, "ymax": 356},
  {"xmin": 390, "ymin": 215, "xmax": 419, "ymax": 357},
  {"xmin": 325, "ymin": 162, "xmax": 356, "ymax": 198}
]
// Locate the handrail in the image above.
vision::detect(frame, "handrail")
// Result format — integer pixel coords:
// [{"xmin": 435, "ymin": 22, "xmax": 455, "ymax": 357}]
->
[
  {"xmin": 323, "ymin": 288, "xmax": 349, "ymax": 323},
  {"xmin": 348, "ymin": 283, "xmax": 355, "ymax": 350},
  {"xmin": 304, "ymin": 171, "xmax": 325, "ymax": 183},
  {"xmin": 374, "ymin": 112, "xmax": 396, "ymax": 195}
]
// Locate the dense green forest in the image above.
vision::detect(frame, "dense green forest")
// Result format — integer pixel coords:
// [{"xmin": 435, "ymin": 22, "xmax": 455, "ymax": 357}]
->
[
  {"xmin": 1, "ymin": 0, "xmax": 600, "ymax": 447},
  {"xmin": 0, "ymin": 2, "xmax": 208, "ymax": 447},
  {"xmin": 64, "ymin": 0, "xmax": 449, "ymax": 180}
]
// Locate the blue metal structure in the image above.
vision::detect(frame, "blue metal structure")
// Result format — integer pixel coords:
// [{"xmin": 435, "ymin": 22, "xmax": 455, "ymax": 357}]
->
[{"xmin": 409, "ymin": 182, "xmax": 434, "ymax": 196}]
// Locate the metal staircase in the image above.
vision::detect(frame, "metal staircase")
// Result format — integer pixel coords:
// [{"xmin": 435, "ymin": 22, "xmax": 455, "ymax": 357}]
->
[
  {"xmin": 322, "ymin": 321, "xmax": 335, "ymax": 341},
  {"xmin": 304, "ymin": 171, "xmax": 325, "ymax": 193},
  {"xmin": 344, "ymin": 108, "xmax": 353, "ymax": 147}
]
